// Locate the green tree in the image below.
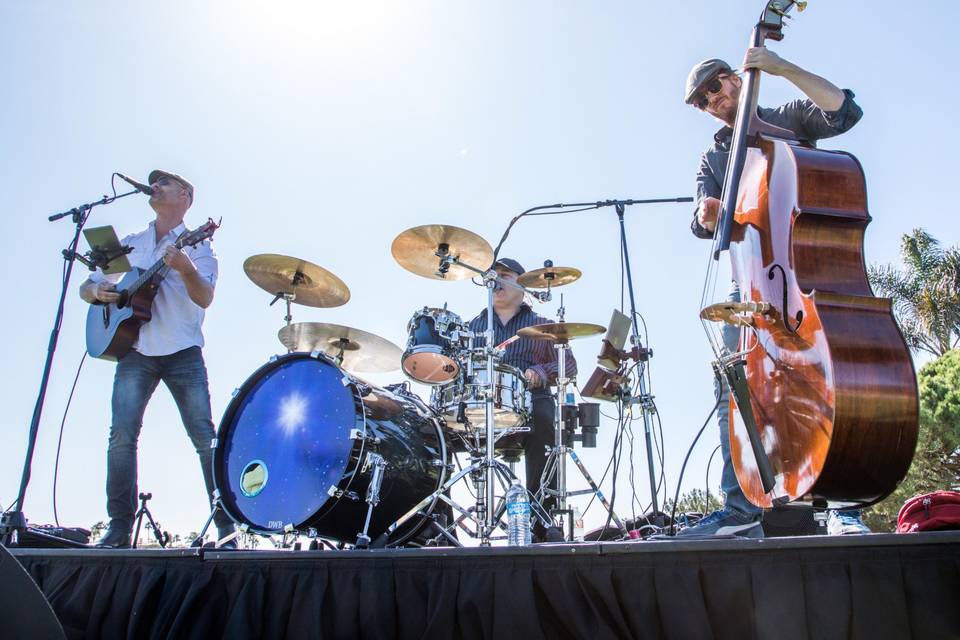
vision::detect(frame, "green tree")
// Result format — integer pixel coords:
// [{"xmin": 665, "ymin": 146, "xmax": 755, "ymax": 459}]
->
[
  {"xmin": 863, "ymin": 349, "xmax": 960, "ymax": 531},
  {"xmin": 868, "ymin": 228, "xmax": 960, "ymax": 357},
  {"xmin": 665, "ymin": 488, "xmax": 723, "ymax": 518},
  {"xmin": 89, "ymin": 520, "xmax": 107, "ymax": 541}
]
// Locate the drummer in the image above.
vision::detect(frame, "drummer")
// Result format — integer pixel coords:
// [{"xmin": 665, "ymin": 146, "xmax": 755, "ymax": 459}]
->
[{"xmin": 467, "ymin": 258, "xmax": 576, "ymax": 542}]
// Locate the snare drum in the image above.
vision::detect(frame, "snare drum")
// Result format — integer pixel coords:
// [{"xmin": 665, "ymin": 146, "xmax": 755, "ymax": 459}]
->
[
  {"xmin": 401, "ymin": 307, "xmax": 466, "ymax": 384},
  {"xmin": 213, "ymin": 352, "xmax": 447, "ymax": 544},
  {"xmin": 432, "ymin": 357, "xmax": 532, "ymax": 432}
]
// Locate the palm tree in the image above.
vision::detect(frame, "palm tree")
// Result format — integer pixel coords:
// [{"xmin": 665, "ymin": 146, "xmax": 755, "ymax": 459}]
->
[{"xmin": 869, "ymin": 229, "xmax": 960, "ymax": 357}]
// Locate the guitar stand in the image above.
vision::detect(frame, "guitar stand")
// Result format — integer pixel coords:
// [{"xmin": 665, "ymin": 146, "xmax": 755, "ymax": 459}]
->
[{"xmin": 132, "ymin": 492, "xmax": 169, "ymax": 549}]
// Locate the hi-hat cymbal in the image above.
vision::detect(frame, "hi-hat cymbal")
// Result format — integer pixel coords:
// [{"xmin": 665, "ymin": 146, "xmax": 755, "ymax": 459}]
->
[
  {"xmin": 278, "ymin": 322, "xmax": 402, "ymax": 373},
  {"xmin": 391, "ymin": 224, "xmax": 494, "ymax": 281},
  {"xmin": 517, "ymin": 322, "xmax": 605, "ymax": 343},
  {"xmin": 243, "ymin": 254, "xmax": 350, "ymax": 308},
  {"xmin": 517, "ymin": 266, "xmax": 582, "ymax": 289}
]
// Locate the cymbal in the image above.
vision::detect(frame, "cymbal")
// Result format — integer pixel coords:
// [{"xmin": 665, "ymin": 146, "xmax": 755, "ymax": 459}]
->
[
  {"xmin": 278, "ymin": 322, "xmax": 402, "ymax": 373},
  {"xmin": 391, "ymin": 224, "xmax": 493, "ymax": 281},
  {"xmin": 243, "ymin": 254, "xmax": 350, "ymax": 308},
  {"xmin": 517, "ymin": 322, "xmax": 605, "ymax": 343},
  {"xmin": 517, "ymin": 266, "xmax": 582, "ymax": 289}
]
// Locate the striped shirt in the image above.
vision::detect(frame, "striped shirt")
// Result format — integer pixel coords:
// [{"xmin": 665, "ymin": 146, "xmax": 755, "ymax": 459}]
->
[{"xmin": 468, "ymin": 304, "xmax": 577, "ymax": 394}]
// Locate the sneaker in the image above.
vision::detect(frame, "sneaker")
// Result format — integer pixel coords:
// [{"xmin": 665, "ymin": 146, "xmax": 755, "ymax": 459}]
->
[
  {"xmin": 677, "ymin": 509, "xmax": 764, "ymax": 538},
  {"xmin": 826, "ymin": 510, "xmax": 870, "ymax": 535}
]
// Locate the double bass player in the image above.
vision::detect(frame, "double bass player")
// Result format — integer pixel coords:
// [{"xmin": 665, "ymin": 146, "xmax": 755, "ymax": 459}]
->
[{"xmin": 681, "ymin": 47, "xmax": 870, "ymax": 537}]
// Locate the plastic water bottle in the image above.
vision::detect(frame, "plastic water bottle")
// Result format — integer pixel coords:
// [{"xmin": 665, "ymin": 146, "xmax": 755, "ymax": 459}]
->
[{"xmin": 505, "ymin": 483, "xmax": 531, "ymax": 546}]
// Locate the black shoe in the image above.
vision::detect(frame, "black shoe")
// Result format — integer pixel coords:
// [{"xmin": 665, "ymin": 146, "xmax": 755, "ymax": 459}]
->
[{"xmin": 96, "ymin": 526, "xmax": 132, "ymax": 549}]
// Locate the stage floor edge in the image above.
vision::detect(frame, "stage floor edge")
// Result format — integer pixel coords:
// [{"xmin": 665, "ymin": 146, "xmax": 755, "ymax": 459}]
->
[{"xmin": 11, "ymin": 531, "xmax": 960, "ymax": 640}]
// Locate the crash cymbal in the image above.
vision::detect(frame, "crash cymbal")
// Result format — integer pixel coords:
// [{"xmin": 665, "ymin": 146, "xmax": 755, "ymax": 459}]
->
[
  {"xmin": 517, "ymin": 322, "xmax": 605, "ymax": 343},
  {"xmin": 243, "ymin": 254, "xmax": 350, "ymax": 308},
  {"xmin": 517, "ymin": 266, "xmax": 582, "ymax": 289},
  {"xmin": 391, "ymin": 224, "xmax": 494, "ymax": 281},
  {"xmin": 278, "ymin": 322, "xmax": 402, "ymax": 373}
]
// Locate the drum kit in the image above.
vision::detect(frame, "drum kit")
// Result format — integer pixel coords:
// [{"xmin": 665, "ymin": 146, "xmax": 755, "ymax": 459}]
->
[{"xmin": 201, "ymin": 225, "xmax": 621, "ymax": 548}]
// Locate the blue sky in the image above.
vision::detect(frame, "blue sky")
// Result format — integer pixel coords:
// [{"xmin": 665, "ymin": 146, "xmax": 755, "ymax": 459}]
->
[{"xmin": 1, "ymin": 1, "xmax": 954, "ymax": 539}]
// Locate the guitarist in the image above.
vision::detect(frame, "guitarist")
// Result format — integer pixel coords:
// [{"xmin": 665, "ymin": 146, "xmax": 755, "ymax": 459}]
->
[
  {"xmin": 682, "ymin": 49, "xmax": 870, "ymax": 537},
  {"xmin": 79, "ymin": 169, "xmax": 235, "ymax": 548}
]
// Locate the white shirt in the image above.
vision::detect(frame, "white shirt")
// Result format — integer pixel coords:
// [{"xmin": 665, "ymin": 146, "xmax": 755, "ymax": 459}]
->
[{"xmin": 90, "ymin": 220, "xmax": 218, "ymax": 357}]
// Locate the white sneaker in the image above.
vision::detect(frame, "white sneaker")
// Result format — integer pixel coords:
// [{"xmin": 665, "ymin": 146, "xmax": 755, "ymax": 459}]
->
[{"xmin": 826, "ymin": 510, "xmax": 870, "ymax": 535}]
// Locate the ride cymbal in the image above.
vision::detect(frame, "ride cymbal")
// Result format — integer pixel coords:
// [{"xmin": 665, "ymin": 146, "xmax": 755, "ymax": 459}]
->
[
  {"xmin": 517, "ymin": 322, "xmax": 605, "ymax": 343},
  {"xmin": 391, "ymin": 224, "xmax": 493, "ymax": 281},
  {"xmin": 243, "ymin": 254, "xmax": 350, "ymax": 308},
  {"xmin": 517, "ymin": 266, "xmax": 582, "ymax": 289},
  {"xmin": 278, "ymin": 322, "xmax": 401, "ymax": 373}
]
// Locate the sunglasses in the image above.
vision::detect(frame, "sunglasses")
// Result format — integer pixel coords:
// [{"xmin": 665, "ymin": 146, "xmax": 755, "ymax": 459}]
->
[{"xmin": 694, "ymin": 76, "xmax": 725, "ymax": 110}]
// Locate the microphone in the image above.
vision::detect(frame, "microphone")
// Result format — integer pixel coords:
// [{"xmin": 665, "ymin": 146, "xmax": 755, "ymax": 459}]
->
[{"xmin": 117, "ymin": 173, "xmax": 154, "ymax": 196}]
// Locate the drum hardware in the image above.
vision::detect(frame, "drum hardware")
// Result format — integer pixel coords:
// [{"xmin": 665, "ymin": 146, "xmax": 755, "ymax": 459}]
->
[
  {"xmin": 392, "ymin": 224, "xmax": 552, "ymax": 545},
  {"xmin": 517, "ymin": 301, "xmax": 626, "ymax": 541},
  {"xmin": 243, "ymin": 254, "xmax": 351, "ymax": 308},
  {"xmin": 355, "ymin": 453, "xmax": 388, "ymax": 548},
  {"xmin": 268, "ymin": 291, "xmax": 298, "ymax": 348},
  {"xmin": 277, "ymin": 322, "xmax": 402, "ymax": 374},
  {"xmin": 209, "ymin": 352, "xmax": 449, "ymax": 547},
  {"xmin": 516, "ymin": 261, "xmax": 582, "ymax": 290},
  {"xmin": 401, "ymin": 306, "xmax": 467, "ymax": 384}
]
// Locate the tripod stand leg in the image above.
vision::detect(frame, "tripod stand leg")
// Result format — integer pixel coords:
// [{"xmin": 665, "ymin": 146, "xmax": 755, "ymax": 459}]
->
[
  {"xmin": 143, "ymin": 509, "xmax": 167, "ymax": 548},
  {"xmin": 568, "ymin": 449, "xmax": 627, "ymax": 535}
]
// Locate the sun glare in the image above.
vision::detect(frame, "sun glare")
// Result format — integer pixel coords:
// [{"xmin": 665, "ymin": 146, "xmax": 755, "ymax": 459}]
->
[{"xmin": 278, "ymin": 392, "xmax": 309, "ymax": 434}]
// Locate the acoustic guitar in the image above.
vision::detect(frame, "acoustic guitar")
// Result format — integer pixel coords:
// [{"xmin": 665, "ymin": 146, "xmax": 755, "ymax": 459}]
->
[{"xmin": 85, "ymin": 218, "xmax": 220, "ymax": 361}]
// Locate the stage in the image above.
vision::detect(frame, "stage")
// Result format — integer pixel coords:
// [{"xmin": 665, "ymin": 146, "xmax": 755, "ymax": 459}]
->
[{"xmin": 10, "ymin": 530, "xmax": 960, "ymax": 639}]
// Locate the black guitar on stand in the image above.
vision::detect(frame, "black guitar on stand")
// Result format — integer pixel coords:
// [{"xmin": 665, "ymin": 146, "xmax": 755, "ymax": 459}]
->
[{"xmin": 85, "ymin": 218, "xmax": 220, "ymax": 361}]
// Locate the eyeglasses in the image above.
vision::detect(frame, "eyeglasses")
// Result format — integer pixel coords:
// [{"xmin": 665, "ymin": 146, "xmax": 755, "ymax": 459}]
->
[{"xmin": 694, "ymin": 76, "xmax": 725, "ymax": 110}]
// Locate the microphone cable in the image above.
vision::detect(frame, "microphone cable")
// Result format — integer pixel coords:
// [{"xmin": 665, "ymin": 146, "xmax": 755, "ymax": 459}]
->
[
  {"xmin": 668, "ymin": 391, "xmax": 722, "ymax": 536},
  {"xmin": 52, "ymin": 351, "xmax": 88, "ymax": 527}
]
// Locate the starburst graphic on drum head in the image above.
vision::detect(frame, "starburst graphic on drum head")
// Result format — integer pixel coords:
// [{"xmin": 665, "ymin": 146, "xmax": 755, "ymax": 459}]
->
[{"xmin": 278, "ymin": 392, "xmax": 308, "ymax": 434}]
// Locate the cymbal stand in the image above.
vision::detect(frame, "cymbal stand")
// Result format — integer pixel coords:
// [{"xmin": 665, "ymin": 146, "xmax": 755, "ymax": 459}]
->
[
  {"xmin": 270, "ymin": 291, "xmax": 298, "ymax": 352},
  {"xmin": 433, "ymin": 249, "xmax": 550, "ymax": 545},
  {"xmin": 536, "ymin": 304, "xmax": 628, "ymax": 540}
]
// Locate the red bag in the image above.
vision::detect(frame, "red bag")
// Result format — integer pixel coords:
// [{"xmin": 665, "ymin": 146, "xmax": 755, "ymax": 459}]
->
[{"xmin": 896, "ymin": 490, "xmax": 960, "ymax": 533}]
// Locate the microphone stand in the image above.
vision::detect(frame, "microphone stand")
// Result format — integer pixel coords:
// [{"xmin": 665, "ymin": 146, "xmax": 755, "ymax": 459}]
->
[
  {"xmin": 492, "ymin": 196, "xmax": 693, "ymax": 531},
  {"xmin": 1, "ymin": 189, "xmax": 140, "ymax": 546}
]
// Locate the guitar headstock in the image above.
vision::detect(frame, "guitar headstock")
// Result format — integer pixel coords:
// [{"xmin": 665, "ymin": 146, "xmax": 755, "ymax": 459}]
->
[
  {"xmin": 758, "ymin": 0, "xmax": 806, "ymax": 42},
  {"xmin": 177, "ymin": 218, "xmax": 221, "ymax": 249}
]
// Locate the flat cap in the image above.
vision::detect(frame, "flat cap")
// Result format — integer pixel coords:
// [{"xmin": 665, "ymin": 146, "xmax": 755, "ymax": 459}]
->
[
  {"xmin": 148, "ymin": 169, "xmax": 194, "ymax": 201},
  {"xmin": 684, "ymin": 58, "xmax": 732, "ymax": 104}
]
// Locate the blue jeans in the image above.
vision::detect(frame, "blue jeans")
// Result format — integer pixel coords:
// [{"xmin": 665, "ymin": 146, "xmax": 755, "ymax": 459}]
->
[
  {"xmin": 717, "ymin": 285, "xmax": 762, "ymax": 517},
  {"xmin": 106, "ymin": 346, "xmax": 232, "ymax": 531}
]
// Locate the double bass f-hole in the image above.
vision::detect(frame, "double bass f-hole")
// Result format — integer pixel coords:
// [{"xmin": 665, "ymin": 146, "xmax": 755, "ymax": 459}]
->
[{"xmin": 767, "ymin": 264, "xmax": 803, "ymax": 333}]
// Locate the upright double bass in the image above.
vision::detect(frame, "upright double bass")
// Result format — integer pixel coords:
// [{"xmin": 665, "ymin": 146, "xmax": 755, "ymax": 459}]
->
[{"xmin": 700, "ymin": 0, "xmax": 918, "ymax": 509}]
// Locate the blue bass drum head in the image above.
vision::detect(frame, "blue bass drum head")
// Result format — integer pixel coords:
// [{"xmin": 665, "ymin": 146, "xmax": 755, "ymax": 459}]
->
[{"xmin": 214, "ymin": 355, "xmax": 359, "ymax": 532}]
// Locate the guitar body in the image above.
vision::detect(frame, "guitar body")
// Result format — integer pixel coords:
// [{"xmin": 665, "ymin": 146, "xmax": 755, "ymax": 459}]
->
[
  {"xmin": 85, "ymin": 268, "xmax": 160, "ymax": 361},
  {"xmin": 727, "ymin": 138, "xmax": 918, "ymax": 508}
]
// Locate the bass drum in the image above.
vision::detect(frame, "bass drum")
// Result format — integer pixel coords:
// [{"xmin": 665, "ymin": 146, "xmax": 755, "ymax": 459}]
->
[{"xmin": 213, "ymin": 352, "xmax": 447, "ymax": 545}]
